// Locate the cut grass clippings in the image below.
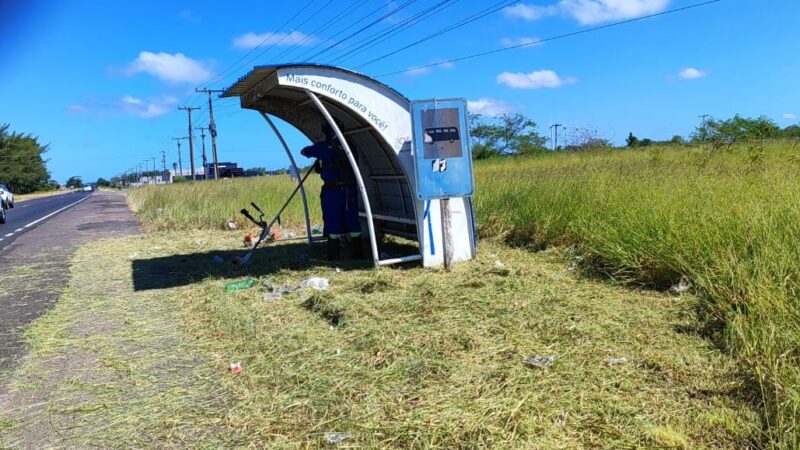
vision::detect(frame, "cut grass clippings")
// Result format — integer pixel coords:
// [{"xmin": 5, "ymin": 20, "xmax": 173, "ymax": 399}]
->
[{"xmin": 0, "ymin": 230, "xmax": 762, "ymax": 448}]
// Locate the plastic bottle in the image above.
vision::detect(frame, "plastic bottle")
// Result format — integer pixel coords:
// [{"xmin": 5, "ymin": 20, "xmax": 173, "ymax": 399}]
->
[{"xmin": 224, "ymin": 278, "xmax": 257, "ymax": 292}]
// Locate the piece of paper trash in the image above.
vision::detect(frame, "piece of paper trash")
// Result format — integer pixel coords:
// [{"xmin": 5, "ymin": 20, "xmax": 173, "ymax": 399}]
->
[
  {"xmin": 300, "ymin": 277, "xmax": 330, "ymax": 290},
  {"xmin": 227, "ymin": 220, "xmax": 238, "ymax": 230},
  {"xmin": 324, "ymin": 432, "xmax": 351, "ymax": 444},
  {"xmin": 230, "ymin": 362, "xmax": 242, "ymax": 375},
  {"xmin": 607, "ymin": 357, "xmax": 628, "ymax": 367},
  {"xmin": 524, "ymin": 355, "xmax": 561, "ymax": 369},
  {"xmin": 671, "ymin": 276, "xmax": 692, "ymax": 294}
]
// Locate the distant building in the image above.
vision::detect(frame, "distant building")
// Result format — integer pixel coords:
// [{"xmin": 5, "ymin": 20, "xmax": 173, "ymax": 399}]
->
[{"xmin": 204, "ymin": 162, "xmax": 244, "ymax": 179}]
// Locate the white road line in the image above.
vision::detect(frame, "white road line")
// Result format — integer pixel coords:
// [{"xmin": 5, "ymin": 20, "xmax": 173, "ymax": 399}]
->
[
  {"xmin": 21, "ymin": 204, "xmax": 29, "ymax": 208},
  {"xmin": 4, "ymin": 233, "xmax": 13, "ymax": 237},
  {"xmin": 23, "ymin": 195, "xmax": 91, "ymax": 229},
  {"xmin": 14, "ymin": 228, "xmax": 23, "ymax": 232}
]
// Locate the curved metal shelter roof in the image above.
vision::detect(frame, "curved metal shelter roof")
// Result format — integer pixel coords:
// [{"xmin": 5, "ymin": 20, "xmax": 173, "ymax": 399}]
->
[{"xmin": 222, "ymin": 64, "xmax": 418, "ymax": 247}]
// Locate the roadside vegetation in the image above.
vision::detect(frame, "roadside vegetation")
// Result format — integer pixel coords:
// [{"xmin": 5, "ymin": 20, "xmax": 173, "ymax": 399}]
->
[
  {"xmin": 128, "ymin": 174, "xmax": 322, "ymax": 231},
  {"xmin": 0, "ymin": 231, "xmax": 761, "ymax": 448},
  {"xmin": 127, "ymin": 133, "xmax": 800, "ymax": 448},
  {"xmin": 0, "ymin": 123, "xmax": 58, "ymax": 194}
]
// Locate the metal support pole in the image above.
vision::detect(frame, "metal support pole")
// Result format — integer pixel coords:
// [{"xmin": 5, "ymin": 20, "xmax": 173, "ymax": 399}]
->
[
  {"xmin": 260, "ymin": 112, "xmax": 313, "ymax": 244},
  {"xmin": 440, "ymin": 198, "xmax": 454, "ymax": 271},
  {"xmin": 306, "ymin": 91, "xmax": 380, "ymax": 268}
]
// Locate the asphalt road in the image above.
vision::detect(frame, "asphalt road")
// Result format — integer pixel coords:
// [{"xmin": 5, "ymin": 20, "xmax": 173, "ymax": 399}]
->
[{"xmin": 0, "ymin": 191, "xmax": 91, "ymax": 250}]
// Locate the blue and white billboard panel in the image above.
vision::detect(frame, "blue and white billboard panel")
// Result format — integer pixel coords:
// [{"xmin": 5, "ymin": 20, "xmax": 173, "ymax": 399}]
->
[{"xmin": 411, "ymin": 98, "xmax": 474, "ymax": 200}]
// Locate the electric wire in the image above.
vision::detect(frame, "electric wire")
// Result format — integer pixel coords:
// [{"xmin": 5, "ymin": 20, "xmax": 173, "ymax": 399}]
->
[
  {"xmin": 297, "ymin": 0, "xmax": 418, "ymax": 64},
  {"xmin": 375, "ymin": 0, "xmax": 724, "ymax": 77},
  {"xmin": 270, "ymin": 0, "xmax": 370, "ymax": 63},
  {"xmin": 292, "ymin": 0, "xmax": 393, "ymax": 62},
  {"xmin": 355, "ymin": 0, "xmax": 518, "ymax": 69},
  {"xmin": 200, "ymin": 0, "xmax": 317, "ymax": 88},
  {"xmin": 329, "ymin": 0, "xmax": 460, "ymax": 66}
]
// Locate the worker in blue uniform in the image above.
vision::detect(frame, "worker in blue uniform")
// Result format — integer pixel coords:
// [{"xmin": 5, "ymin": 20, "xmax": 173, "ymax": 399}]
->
[{"xmin": 300, "ymin": 123, "xmax": 363, "ymax": 260}]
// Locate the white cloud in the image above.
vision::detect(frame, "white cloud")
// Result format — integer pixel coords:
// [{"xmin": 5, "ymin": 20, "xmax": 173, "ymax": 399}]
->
[
  {"xmin": 784, "ymin": 113, "xmax": 797, "ymax": 120},
  {"xmin": 121, "ymin": 95, "xmax": 143, "ymax": 105},
  {"xmin": 497, "ymin": 69, "xmax": 576, "ymax": 89},
  {"xmin": 503, "ymin": 4, "xmax": 558, "ymax": 20},
  {"xmin": 233, "ymin": 31, "xmax": 316, "ymax": 49},
  {"xmin": 500, "ymin": 37, "xmax": 542, "ymax": 48},
  {"xmin": 405, "ymin": 66, "xmax": 432, "ymax": 77},
  {"xmin": 504, "ymin": 0, "xmax": 669, "ymax": 24},
  {"xmin": 678, "ymin": 67, "xmax": 707, "ymax": 79},
  {"xmin": 179, "ymin": 9, "xmax": 202, "ymax": 23},
  {"xmin": 404, "ymin": 60, "xmax": 454, "ymax": 77},
  {"xmin": 126, "ymin": 51, "xmax": 212, "ymax": 84},
  {"xmin": 559, "ymin": 0, "xmax": 669, "ymax": 25},
  {"xmin": 467, "ymin": 98, "xmax": 517, "ymax": 117},
  {"xmin": 69, "ymin": 95, "xmax": 177, "ymax": 118},
  {"xmin": 120, "ymin": 95, "xmax": 178, "ymax": 118}
]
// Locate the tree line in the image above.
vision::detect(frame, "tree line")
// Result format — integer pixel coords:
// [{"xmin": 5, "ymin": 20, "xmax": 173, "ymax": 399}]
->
[
  {"xmin": 0, "ymin": 123, "xmax": 56, "ymax": 194},
  {"xmin": 469, "ymin": 113, "xmax": 800, "ymax": 158}
]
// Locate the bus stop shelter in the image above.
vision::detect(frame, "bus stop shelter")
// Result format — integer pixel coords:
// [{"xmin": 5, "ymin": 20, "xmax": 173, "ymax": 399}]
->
[{"xmin": 222, "ymin": 64, "xmax": 476, "ymax": 268}]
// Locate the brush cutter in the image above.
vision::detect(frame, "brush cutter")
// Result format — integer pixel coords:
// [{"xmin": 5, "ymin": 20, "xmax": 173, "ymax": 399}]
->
[{"xmin": 238, "ymin": 162, "xmax": 318, "ymax": 264}]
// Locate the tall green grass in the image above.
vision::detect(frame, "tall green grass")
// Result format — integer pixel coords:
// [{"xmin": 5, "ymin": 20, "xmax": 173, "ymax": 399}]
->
[
  {"xmin": 128, "ymin": 141, "xmax": 800, "ymax": 447},
  {"xmin": 128, "ymin": 175, "xmax": 322, "ymax": 231},
  {"xmin": 475, "ymin": 141, "xmax": 800, "ymax": 448}
]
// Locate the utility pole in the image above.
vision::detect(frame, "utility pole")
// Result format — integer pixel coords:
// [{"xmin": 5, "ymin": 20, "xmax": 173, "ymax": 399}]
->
[
  {"xmin": 550, "ymin": 123, "xmax": 563, "ymax": 151},
  {"xmin": 161, "ymin": 150, "xmax": 167, "ymax": 182},
  {"xmin": 195, "ymin": 126, "xmax": 208, "ymax": 178},
  {"xmin": 196, "ymin": 88, "xmax": 224, "ymax": 180},
  {"xmin": 144, "ymin": 160, "xmax": 149, "ymax": 184},
  {"xmin": 172, "ymin": 137, "xmax": 187, "ymax": 177},
  {"xmin": 151, "ymin": 157, "xmax": 157, "ymax": 184},
  {"xmin": 178, "ymin": 106, "xmax": 201, "ymax": 180}
]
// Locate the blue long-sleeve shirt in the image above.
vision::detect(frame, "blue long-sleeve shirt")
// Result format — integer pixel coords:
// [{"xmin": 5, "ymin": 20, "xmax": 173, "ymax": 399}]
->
[{"xmin": 301, "ymin": 140, "xmax": 356, "ymax": 184}]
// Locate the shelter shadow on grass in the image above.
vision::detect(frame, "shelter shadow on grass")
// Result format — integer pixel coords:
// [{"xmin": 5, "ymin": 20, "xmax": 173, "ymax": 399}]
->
[{"xmin": 130, "ymin": 242, "xmax": 373, "ymax": 291}]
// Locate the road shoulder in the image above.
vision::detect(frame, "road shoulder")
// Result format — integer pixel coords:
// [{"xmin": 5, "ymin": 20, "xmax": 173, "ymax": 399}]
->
[{"xmin": 0, "ymin": 192, "xmax": 139, "ymax": 377}]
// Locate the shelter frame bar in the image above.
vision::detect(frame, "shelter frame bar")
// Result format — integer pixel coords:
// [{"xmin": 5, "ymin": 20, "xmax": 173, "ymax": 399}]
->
[
  {"xmin": 306, "ymin": 91, "xmax": 381, "ymax": 268},
  {"xmin": 260, "ymin": 112, "xmax": 313, "ymax": 244}
]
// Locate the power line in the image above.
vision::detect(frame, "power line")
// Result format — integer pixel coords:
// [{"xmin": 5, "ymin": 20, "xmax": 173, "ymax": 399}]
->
[
  {"xmin": 327, "ymin": 0, "xmax": 459, "ymax": 65},
  {"xmin": 376, "ymin": 0, "xmax": 724, "ymax": 77},
  {"xmin": 292, "ymin": 0, "xmax": 391, "ymax": 61},
  {"xmin": 355, "ymin": 0, "xmax": 518, "ymax": 69},
  {"xmin": 272, "ymin": 0, "xmax": 373, "ymax": 62},
  {"xmin": 215, "ymin": 0, "xmax": 335, "ymax": 86},
  {"xmin": 300, "ymin": 0, "xmax": 419, "ymax": 63},
  {"xmin": 201, "ymin": 0, "xmax": 317, "ymax": 88}
]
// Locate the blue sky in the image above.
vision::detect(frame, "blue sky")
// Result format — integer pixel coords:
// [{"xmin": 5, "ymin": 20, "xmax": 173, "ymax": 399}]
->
[{"xmin": 1, "ymin": 0, "xmax": 797, "ymax": 184}]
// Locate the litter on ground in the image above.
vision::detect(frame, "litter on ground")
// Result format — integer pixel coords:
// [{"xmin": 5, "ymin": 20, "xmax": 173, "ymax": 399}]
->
[
  {"xmin": 607, "ymin": 357, "xmax": 628, "ymax": 367},
  {"xmin": 324, "ymin": 432, "xmax": 351, "ymax": 444},
  {"xmin": 230, "ymin": 362, "xmax": 242, "ymax": 375},
  {"xmin": 671, "ymin": 276, "xmax": 692, "ymax": 293},
  {"xmin": 262, "ymin": 280, "xmax": 296, "ymax": 300},
  {"xmin": 524, "ymin": 355, "xmax": 561, "ymax": 369},
  {"xmin": 224, "ymin": 278, "xmax": 257, "ymax": 292},
  {"xmin": 300, "ymin": 277, "xmax": 330, "ymax": 290}
]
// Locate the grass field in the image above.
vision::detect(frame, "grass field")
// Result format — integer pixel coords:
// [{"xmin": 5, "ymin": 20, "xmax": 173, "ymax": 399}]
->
[
  {"xmin": 124, "ymin": 140, "xmax": 800, "ymax": 448},
  {"xmin": 0, "ymin": 231, "xmax": 762, "ymax": 448}
]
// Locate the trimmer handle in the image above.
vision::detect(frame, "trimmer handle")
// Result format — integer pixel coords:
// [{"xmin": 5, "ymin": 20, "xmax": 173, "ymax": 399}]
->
[{"xmin": 240, "ymin": 208, "xmax": 264, "ymax": 229}]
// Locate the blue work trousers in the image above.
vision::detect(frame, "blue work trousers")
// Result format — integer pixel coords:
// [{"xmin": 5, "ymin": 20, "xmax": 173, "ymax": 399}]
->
[{"xmin": 321, "ymin": 184, "xmax": 361, "ymax": 237}]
